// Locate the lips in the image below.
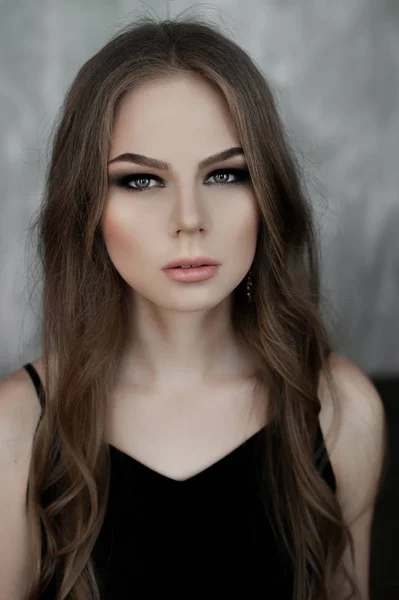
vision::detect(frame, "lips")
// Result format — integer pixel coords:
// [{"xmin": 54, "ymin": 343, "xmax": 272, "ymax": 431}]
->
[
  {"xmin": 176, "ymin": 264, "xmax": 205, "ymax": 268},
  {"xmin": 163, "ymin": 263, "xmax": 220, "ymax": 282},
  {"xmin": 162, "ymin": 257, "xmax": 220, "ymax": 269}
]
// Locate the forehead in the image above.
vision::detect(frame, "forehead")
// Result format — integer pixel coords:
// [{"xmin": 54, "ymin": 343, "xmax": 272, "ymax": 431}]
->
[{"xmin": 110, "ymin": 74, "xmax": 240, "ymax": 158}]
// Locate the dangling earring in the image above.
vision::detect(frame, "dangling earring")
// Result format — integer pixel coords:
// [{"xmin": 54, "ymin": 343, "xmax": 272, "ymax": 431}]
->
[{"xmin": 246, "ymin": 269, "xmax": 253, "ymax": 303}]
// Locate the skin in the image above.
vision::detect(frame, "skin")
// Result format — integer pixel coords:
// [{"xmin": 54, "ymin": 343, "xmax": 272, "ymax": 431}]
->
[{"xmin": 101, "ymin": 73, "xmax": 261, "ymax": 393}]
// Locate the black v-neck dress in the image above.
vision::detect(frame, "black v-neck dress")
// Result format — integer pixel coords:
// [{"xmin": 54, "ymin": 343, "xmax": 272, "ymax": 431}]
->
[{"xmin": 23, "ymin": 362, "xmax": 336, "ymax": 598}]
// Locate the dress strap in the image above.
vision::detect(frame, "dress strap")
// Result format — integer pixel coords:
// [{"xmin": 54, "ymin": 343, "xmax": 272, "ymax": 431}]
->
[
  {"xmin": 23, "ymin": 362, "xmax": 45, "ymax": 411},
  {"xmin": 23, "ymin": 362, "xmax": 46, "ymax": 508},
  {"xmin": 314, "ymin": 420, "xmax": 337, "ymax": 493}
]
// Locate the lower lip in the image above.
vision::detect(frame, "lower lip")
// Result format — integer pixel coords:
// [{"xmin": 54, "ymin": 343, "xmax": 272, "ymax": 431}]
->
[{"xmin": 163, "ymin": 265, "xmax": 220, "ymax": 282}]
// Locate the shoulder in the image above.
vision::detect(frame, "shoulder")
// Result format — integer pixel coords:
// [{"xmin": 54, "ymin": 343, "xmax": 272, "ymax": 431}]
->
[
  {"xmin": 0, "ymin": 358, "xmax": 44, "ymax": 513},
  {"xmin": 319, "ymin": 351, "xmax": 387, "ymax": 519},
  {"xmin": 318, "ymin": 352, "xmax": 387, "ymax": 598},
  {"xmin": 0, "ymin": 363, "xmax": 43, "ymax": 598},
  {"xmin": 0, "ymin": 360, "xmax": 43, "ymax": 460}
]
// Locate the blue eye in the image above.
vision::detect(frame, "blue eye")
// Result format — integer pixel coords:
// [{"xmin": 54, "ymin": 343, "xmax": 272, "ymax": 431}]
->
[
  {"xmin": 119, "ymin": 174, "xmax": 161, "ymax": 192},
  {"xmin": 205, "ymin": 168, "xmax": 250, "ymax": 186},
  {"xmin": 108, "ymin": 167, "xmax": 251, "ymax": 193}
]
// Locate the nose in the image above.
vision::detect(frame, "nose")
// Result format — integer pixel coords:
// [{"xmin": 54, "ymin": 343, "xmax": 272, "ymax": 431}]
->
[{"xmin": 171, "ymin": 185, "xmax": 207, "ymax": 235}]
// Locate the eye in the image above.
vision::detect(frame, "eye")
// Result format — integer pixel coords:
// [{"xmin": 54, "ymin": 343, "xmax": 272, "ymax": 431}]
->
[
  {"xmin": 110, "ymin": 173, "xmax": 163, "ymax": 192},
  {"xmin": 205, "ymin": 168, "xmax": 250, "ymax": 186},
  {"xmin": 107, "ymin": 167, "xmax": 251, "ymax": 193}
]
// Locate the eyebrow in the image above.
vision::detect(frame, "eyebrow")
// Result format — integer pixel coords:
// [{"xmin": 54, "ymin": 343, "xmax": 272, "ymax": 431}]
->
[{"xmin": 107, "ymin": 146, "xmax": 245, "ymax": 170}]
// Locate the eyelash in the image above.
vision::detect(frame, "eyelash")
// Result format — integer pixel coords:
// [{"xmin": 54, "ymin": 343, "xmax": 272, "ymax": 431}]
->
[{"xmin": 109, "ymin": 167, "xmax": 251, "ymax": 193}]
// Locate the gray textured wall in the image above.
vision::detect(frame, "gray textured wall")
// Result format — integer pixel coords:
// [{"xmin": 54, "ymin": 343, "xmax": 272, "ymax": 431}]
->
[{"xmin": 0, "ymin": 0, "xmax": 398, "ymax": 377}]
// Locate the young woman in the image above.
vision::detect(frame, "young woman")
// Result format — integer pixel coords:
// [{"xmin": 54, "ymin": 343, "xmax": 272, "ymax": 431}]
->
[{"xmin": 0, "ymin": 13, "xmax": 387, "ymax": 600}]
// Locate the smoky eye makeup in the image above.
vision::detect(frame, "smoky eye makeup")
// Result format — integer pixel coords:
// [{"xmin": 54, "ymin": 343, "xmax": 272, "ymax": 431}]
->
[{"xmin": 107, "ymin": 166, "xmax": 251, "ymax": 193}]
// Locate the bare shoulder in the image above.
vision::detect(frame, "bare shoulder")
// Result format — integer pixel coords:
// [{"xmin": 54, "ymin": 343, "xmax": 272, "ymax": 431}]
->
[
  {"xmin": 0, "ymin": 359, "xmax": 44, "ymax": 598},
  {"xmin": 318, "ymin": 351, "xmax": 387, "ymax": 522},
  {"xmin": 316, "ymin": 352, "xmax": 387, "ymax": 597},
  {"xmin": 0, "ymin": 356, "xmax": 44, "ymax": 507},
  {"xmin": 0, "ymin": 358, "xmax": 43, "ymax": 483},
  {"xmin": 0, "ymin": 359, "xmax": 43, "ymax": 447},
  {"xmin": 318, "ymin": 351, "xmax": 385, "ymax": 427}
]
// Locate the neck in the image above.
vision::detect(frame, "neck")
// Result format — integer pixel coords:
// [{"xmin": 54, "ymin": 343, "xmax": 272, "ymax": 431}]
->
[{"xmin": 117, "ymin": 294, "xmax": 256, "ymax": 391}]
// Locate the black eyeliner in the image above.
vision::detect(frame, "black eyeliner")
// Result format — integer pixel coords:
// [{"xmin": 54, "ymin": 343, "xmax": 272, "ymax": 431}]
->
[{"xmin": 108, "ymin": 166, "xmax": 250, "ymax": 191}]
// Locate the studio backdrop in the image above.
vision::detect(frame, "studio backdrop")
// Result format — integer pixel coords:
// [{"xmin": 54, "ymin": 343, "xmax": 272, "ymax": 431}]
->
[{"xmin": 0, "ymin": 0, "xmax": 398, "ymax": 378}]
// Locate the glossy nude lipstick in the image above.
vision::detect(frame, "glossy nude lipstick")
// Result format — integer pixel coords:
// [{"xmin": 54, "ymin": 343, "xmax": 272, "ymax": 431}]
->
[{"xmin": 162, "ymin": 257, "xmax": 220, "ymax": 282}]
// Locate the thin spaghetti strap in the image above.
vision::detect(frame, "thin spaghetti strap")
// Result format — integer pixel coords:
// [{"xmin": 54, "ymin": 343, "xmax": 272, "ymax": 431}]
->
[
  {"xmin": 23, "ymin": 362, "xmax": 45, "ymax": 411},
  {"xmin": 314, "ymin": 419, "xmax": 337, "ymax": 493},
  {"xmin": 24, "ymin": 362, "xmax": 46, "ymax": 509}
]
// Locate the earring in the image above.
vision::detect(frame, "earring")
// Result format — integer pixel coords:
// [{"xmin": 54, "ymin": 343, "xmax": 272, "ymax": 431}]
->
[{"xmin": 246, "ymin": 269, "xmax": 253, "ymax": 303}]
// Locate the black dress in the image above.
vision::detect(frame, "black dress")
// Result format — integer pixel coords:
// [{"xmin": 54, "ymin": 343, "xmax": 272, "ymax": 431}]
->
[{"xmin": 23, "ymin": 362, "xmax": 336, "ymax": 598}]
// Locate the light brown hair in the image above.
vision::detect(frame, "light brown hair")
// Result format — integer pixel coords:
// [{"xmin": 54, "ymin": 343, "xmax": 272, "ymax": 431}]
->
[{"xmin": 23, "ymin": 10, "xmax": 380, "ymax": 599}]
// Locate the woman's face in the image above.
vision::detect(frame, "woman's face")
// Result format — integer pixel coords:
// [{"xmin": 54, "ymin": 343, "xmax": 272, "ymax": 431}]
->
[{"xmin": 101, "ymin": 73, "xmax": 260, "ymax": 313}]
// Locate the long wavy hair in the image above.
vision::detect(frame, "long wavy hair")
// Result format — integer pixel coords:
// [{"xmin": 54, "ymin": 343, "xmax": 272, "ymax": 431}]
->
[{"xmin": 23, "ymin": 10, "xmax": 371, "ymax": 600}]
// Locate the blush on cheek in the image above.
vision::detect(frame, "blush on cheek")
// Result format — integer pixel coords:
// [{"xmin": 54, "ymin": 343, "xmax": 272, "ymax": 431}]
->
[{"xmin": 101, "ymin": 212, "xmax": 134, "ymax": 254}]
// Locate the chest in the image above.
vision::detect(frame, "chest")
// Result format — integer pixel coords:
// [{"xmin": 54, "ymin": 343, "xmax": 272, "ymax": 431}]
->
[{"xmin": 104, "ymin": 377, "xmax": 268, "ymax": 481}]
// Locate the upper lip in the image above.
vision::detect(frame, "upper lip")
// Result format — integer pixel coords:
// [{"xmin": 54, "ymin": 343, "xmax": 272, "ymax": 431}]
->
[{"xmin": 163, "ymin": 257, "xmax": 220, "ymax": 269}]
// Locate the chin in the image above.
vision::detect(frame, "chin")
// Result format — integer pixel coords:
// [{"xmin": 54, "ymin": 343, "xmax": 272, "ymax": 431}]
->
[{"xmin": 155, "ymin": 289, "xmax": 230, "ymax": 313}]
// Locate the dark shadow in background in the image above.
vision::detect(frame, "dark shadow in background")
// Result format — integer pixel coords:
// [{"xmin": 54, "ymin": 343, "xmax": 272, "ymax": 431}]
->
[{"xmin": 369, "ymin": 376, "xmax": 398, "ymax": 600}]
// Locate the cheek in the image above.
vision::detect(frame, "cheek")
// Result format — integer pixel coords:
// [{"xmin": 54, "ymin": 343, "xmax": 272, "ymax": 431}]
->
[
  {"xmin": 223, "ymin": 198, "xmax": 259, "ymax": 251},
  {"xmin": 101, "ymin": 205, "xmax": 163, "ymax": 290},
  {"xmin": 101, "ymin": 206, "xmax": 141, "ymax": 268}
]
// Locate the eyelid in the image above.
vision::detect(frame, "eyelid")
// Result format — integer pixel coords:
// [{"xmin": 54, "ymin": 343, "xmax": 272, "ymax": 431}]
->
[
  {"xmin": 107, "ymin": 166, "xmax": 249, "ymax": 190},
  {"xmin": 205, "ymin": 166, "xmax": 248, "ymax": 181},
  {"xmin": 108, "ymin": 165, "xmax": 248, "ymax": 179}
]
